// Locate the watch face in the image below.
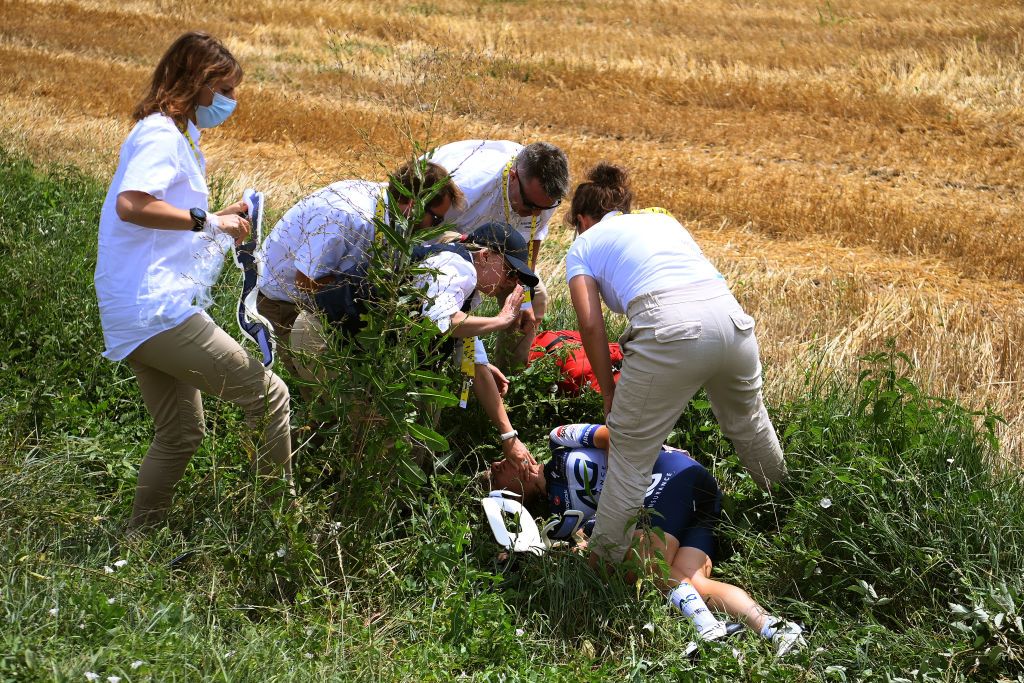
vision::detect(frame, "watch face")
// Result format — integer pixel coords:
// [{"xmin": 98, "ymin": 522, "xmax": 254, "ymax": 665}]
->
[{"xmin": 190, "ymin": 207, "xmax": 206, "ymax": 230}]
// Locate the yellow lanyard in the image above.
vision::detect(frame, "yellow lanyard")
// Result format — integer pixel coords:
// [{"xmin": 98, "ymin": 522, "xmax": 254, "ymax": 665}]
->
[
  {"xmin": 180, "ymin": 126, "xmax": 202, "ymax": 168},
  {"xmin": 501, "ymin": 158, "xmax": 537, "ymax": 304},
  {"xmin": 633, "ymin": 206, "xmax": 674, "ymax": 218},
  {"xmin": 501, "ymin": 159, "xmax": 539, "ymax": 247},
  {"xmin": 459, "ymin": 337, "xmax": 477, "ymax": 408}
]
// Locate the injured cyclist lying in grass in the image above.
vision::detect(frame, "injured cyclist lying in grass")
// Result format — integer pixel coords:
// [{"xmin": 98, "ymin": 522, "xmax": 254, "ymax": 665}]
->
[{"xmin": 484, "ymin": 423, "xmax": 806, "ymax": 658}]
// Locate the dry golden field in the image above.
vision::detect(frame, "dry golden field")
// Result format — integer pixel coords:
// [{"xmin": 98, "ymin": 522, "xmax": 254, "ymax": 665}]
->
[{"xmin": 2, "ymin": 0, "xmax": 1022, "ymax": 459}]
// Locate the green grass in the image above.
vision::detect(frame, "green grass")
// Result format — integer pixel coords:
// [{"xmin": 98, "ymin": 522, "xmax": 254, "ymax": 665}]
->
[{"xmin": 1, "ymin": 149, "xmax": 1023, "ymax": 681}]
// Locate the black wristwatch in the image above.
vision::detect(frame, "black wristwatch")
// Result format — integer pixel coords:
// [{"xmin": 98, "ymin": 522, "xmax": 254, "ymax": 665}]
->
[{"xmin": 189, "ymin": 207, "xmax": 207, "ymax": 232}]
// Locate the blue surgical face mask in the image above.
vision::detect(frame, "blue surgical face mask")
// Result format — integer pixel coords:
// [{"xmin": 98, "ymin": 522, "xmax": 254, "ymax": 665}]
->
[{"xmin": 195, "ymin": 89, "xmax": 236, "ymax": 129}]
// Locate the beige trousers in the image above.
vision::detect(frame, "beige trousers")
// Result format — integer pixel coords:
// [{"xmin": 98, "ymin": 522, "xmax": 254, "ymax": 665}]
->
[
  {"xmin": 590, "ymin": 283, "xmax": 787, "ymax": 563},
  {"xmin": 126, "ymin": 313, "xmax": 292, "ymax": 527},
  {"xmin": 255, "ymin": 291, "xmax": 301, "ymax": 378},
  {"xmin": 289, "ymin": 309, "xmax": 331, "ymax": 386}
]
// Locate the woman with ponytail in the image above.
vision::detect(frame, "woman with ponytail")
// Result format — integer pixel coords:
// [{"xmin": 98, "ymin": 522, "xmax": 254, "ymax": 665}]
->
[
  {"xmin": 95, "ymin": 31, "xmax": 292, "ymax": 529},
  {"xmin": 564, "ymin": 162, "xmax": 786, "ymax": 566}
]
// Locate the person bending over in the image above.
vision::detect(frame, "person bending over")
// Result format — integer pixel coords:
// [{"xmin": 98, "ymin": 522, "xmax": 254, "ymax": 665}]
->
[
  {"xmin": 487, "ymin": 423, "xmax": 804, "ymax": 657},
  {"xmin": 414, "ymin": 222, "xmax": 543, "ymax": 472},
  {"xmin": 565, "ymin": 162, "xmax": 787, "ymax": 565},
  {"xmin": 255, "ymin": 160, "xmax": 465, "ymax": 382},
  {"xmin": 427, "ymin": 140, "xmax": 570, "ymax": 370}
]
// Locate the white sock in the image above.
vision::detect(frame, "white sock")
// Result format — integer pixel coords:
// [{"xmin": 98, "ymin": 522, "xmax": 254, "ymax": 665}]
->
[{"xmin": 669, "ymin": 583, "xmax": 725, "ymax": 640}]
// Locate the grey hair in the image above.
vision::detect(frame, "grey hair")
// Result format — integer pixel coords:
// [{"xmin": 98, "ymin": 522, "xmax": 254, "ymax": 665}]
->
[{"xmin": 516, "ymin": 142, "xmax": 570, "ymax": 201}]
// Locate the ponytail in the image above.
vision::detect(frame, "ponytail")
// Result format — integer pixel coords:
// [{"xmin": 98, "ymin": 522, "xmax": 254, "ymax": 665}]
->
[{"xmin": 568, "ymin": 162, "xmax": 633, "ymax": 229}]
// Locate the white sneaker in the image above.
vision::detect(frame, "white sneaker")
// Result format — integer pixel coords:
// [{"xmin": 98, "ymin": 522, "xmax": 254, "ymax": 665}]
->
[
  {"xmin": 772, "ymin": 621, "xmax": 806, "ymax": 657},
  {"xmin": 699, "ymin": 621, "xmax": 728, "ymax": 641}
]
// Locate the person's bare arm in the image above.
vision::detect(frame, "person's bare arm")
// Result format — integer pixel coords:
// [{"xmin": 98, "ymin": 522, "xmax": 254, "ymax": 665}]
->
[
  {"xmin": 569, "ymin": 275, "xmax": 616, "ymax": 417},
  {"xmin": 487, "ymin": 363, "xmax": 509, "ymax": 397},
  {"xmin": 216, "ymin": 199, "xmax": 248, "ymax": 217},
  {"xmin": 473, "ymin": 364, "xmax": 535, "ymax": 472},
  {"xmin": 115, "ymin": 191, "xmax": 249, "ymax": 244}
]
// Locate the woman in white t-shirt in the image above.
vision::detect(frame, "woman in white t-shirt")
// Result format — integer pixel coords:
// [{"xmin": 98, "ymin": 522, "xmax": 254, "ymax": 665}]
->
[
  {"xmin": 564, "ymin": 163, "xmax": 787, "ymax": 565},
  {"xmin": 94, "ymin": 31, "xmax": 292, "ymax": 528}
]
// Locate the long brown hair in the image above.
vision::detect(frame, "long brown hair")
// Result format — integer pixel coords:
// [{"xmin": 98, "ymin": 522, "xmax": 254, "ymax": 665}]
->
[
  {"xmin": 132, "ymin": 31, "xmax": 242, "ymax": 126},
  {"xmin": 568, "ymin": 162, "xmax": 634, "ymax": 229}
]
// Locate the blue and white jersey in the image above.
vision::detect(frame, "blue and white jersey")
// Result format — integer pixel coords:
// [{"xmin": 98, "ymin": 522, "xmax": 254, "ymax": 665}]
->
[{"xmin": 544, "ymin": 441, "xmax": 714, "ymax": 540}]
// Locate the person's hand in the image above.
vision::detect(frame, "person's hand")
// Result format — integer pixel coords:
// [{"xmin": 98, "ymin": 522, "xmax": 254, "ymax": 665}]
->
[
  {"xmin": 213, "ymin": 213, "xmax": 251, "ymax": 246},
  {"xmin": 488, "ymin": 364, "xmax": 509, "ymax": 397},
  {"xmin": 573, "ymin": 534, "xmax": 589, "ymax": 555},
  {"xmin": 495, "ymin": 285, "xmax": 525, "ymax": 329},
  {"xmin": 501, "ymin": 436, "xmax": 535, "ymax": 474},
  {"xmin": 216, "ymin": 199, "xmax": 249, "ymax": 216}
]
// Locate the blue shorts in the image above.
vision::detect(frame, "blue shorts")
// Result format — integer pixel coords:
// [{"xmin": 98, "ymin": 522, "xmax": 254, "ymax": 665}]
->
[{"xmin": 641, "ymin": 464, "xmax": 721, "ymax": 561}]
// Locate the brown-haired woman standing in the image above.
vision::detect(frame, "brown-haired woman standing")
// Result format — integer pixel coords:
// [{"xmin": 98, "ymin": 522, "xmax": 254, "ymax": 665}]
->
[
  {"xmin": 94, "ymin": 31, "xmax": 292, "ymax": 528},
  {"xmin": 564, "ymin": 162, "xmax": 786, "ymax": 566}
]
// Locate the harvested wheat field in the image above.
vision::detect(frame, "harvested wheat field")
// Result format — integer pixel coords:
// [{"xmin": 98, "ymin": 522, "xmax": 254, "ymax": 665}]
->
[{"xmin": 2, "ymin": 0, "xmax": 1022, "ymax": 458}]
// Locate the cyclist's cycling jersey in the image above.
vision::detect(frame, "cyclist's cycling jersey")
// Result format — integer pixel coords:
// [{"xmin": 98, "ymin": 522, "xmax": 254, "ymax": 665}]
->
[{"xmin": 544, "ymin": 440, "xmax": 721, "ymax": 557}]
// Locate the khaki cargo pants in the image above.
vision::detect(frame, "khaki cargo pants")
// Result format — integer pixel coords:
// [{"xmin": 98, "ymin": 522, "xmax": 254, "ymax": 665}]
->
[
  {"xmin": 126, "ymin": 313, "xmax": 292, "ymax": 527},
  {"xmin": 589, "ymin": 283, "xmax": 787, "ymax": 563}
]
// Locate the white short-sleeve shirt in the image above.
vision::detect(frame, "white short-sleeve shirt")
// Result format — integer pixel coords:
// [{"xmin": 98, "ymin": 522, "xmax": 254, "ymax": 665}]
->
[
  {"xmin": 427, "ymin": 140, "xmax": 555, "ymax": 243},
  {"xmin": 94, "ymin": 113, "xmax": 231, "ymax": 361},
  {"xmin": 564, "ymin": 212, "xmax": 724, "ymax": 314},
  {"xmin": 257, "ymin": 180, "xmax": 385, "ymax": 304},
  {"xmin": 417, "ymin": 250, "xmax": 488, "ymax": 364}
]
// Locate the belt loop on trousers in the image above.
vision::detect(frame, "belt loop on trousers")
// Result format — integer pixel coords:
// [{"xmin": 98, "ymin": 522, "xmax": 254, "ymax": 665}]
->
[{"xmin": 625, "ymin": 279, "xmax": 733, "ymax": 318}]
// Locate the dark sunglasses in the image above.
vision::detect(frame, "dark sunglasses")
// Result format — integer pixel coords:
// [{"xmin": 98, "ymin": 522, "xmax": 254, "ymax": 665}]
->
[
  {"xmin": 515, "ymin": 167, "xmax": 561, "ymax": 212},
  {"xmin": 425, "ymin": 205, "xmax": 445, "ymax": 227}
]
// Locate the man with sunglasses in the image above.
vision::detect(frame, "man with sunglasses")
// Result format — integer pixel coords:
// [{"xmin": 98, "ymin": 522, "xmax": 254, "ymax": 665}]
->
[
  {"xmin": 255, "ymin": 161, "xmax": 464, "ymax": 379},
  {"xmin": 426, "ymin": 140, "xmax": 570, "ymax": 370}
]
